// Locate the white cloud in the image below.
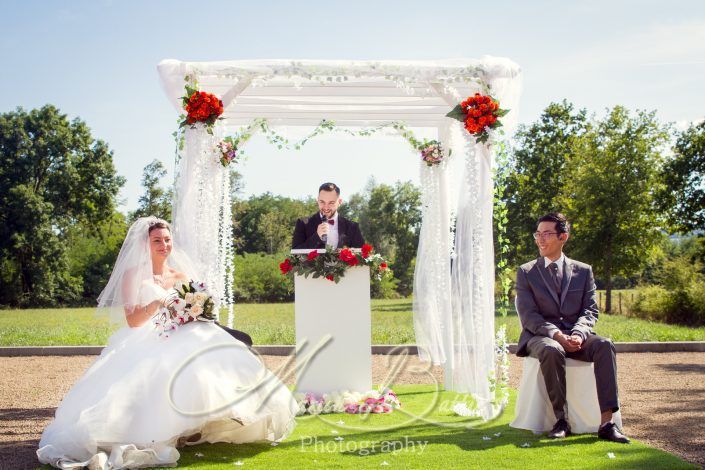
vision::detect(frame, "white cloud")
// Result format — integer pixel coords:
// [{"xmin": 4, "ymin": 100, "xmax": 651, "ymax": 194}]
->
[{"xmin": 675, "ymin": 117, "xmax": 705, "ymax": 131}]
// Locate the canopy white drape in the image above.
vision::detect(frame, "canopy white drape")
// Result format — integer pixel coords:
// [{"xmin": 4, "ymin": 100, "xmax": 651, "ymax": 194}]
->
[{"xmin": 157, "ymin": 58, "xmax": 522, "ymax": 412}]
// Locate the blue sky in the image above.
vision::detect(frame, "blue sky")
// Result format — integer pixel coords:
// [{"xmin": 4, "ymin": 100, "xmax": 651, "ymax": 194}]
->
[{"xmin": 1, "ymin": 0, "xmax": 704, "ymax": 211}]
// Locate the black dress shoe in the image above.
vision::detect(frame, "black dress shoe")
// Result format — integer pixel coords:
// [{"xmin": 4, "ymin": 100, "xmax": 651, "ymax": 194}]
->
[
  {"xmin": 598, "ymin": 422, "xmax": 631, "ymax": 444},
  {"xmin": 548, "ymin": 418, "xmax": 571, "ymax": 439}
]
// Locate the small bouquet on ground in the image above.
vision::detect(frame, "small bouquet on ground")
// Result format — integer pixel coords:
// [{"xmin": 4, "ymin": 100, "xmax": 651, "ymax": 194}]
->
[
  {"xmin": 419, "ymin": 140, "xmax": 449, "ymax": 167},
  {"xmin": 343, "ymin": 387, "xmax": 401, "ymax": 414},
  {"xmin": 294, "ymin": 387, "xmax": 401, "ymax": 416},
  {"xmin": 280, "ymin": 244, "xmax": 390, "ymax": 283},
  {"xmin": 446, "ymin": 93, "xmax": 509, "ymax": 144},
  {"xmin": 179, "ymin": 83, "xmax": 224, "ymax": 134},
  {"xmin": 216, "ymin": 137, "xmax": 238, "ymax": 167},
  {"xmin": 153, "ymin": 280, "xmax": 217, "ymax": 337}
]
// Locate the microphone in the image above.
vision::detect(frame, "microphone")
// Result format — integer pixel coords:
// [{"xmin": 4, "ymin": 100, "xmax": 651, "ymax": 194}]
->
[{"xmin": 320, "ymin": 215, "xmax": 328, "ymax": 243}]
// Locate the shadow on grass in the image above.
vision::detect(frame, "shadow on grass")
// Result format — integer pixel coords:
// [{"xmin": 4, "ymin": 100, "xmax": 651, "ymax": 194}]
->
[
  {"xmin": 266, "ymin": 421, "xmax": 689, "ymax": 469},
  {"xmin": 371, "ymin": 303, "xmax": 413, "ymax": 313}
]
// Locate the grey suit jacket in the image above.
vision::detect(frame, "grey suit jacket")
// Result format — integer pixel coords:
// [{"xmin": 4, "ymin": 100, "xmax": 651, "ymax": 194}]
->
[{"xmin": 514, "ymin": 256, "xmax": 599, "ymax": 357}]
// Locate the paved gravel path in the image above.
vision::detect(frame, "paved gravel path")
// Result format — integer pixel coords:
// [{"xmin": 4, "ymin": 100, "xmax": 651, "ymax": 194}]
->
[{"xmin": 1, "ymin": 352, "xmax": 703, "ymax": 469}]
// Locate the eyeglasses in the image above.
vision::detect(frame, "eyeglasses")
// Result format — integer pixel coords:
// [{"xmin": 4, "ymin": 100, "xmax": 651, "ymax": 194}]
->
[{"xmin": 533, "ymin": 231, "xmax": 559, "ymax": 240}]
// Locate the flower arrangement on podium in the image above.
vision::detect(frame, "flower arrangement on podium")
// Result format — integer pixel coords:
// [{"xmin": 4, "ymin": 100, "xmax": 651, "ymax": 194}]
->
[
  {"xmin": 152, "ymin": 280, "xmax": 217, "ymax": 337},
  {"xmin": 446, "ymin": 93, "xmax": 509, "ymax": 144},
  {"xmin": 178, "ymin": 83, "xmax": 224, "ymax": 134},
  {"xmin": 279, "ymin": 244, "xmax": 390, "ymax": 283},
  {"xmin": 294, "ymin": 387, "xmax": 401, "ymax": 416}
]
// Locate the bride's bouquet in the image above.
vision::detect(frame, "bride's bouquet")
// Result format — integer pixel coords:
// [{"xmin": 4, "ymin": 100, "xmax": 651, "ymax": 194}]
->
[{"xmin": 153, "ymin": 280, "xmax": 217, "ymax": 337}]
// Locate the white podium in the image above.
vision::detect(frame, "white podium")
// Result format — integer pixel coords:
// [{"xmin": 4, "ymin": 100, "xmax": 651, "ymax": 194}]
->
[{"xmin": 294, "ymin": 263, "xmax": 372, "ymax": 394}]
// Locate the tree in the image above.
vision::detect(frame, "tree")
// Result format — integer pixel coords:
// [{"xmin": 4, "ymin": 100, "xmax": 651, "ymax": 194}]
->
[
  {"xmin": 345, "ymin": 180, "xmax": 422, "ymax": 296},
  {"xmin": 561, "ymin": 106, "xmax": 670, "ymax": 312},
  {"xmin": 130, "ymin": 159, "xmax": 173, "ymax": 222},
  {"xmin": 232, "ymin": 193, "xmax": 317, "ymax": 254},
  {"xmin": 259, "ymin": 211, "xmax": 294, "ymax": 254},
  {"xmin": 65, "ymin": 212, "xmax": 128, "ymax": 304},
  {"xmin": 0, "ymin": 105, "xmax": 124, "ymax": 306},
  {"xmin": 658, "ymin": 121, "xmax": 705, "ymax": 232},
  {"xmin": 503, "ymin": 101, "xmax": 588, "ymax": 268}
]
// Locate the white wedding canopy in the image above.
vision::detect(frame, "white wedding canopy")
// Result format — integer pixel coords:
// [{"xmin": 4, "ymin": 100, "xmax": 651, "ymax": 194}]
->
[{"xmin": 158, "ymin": 58, "xmax": 522, "ymax": 418}]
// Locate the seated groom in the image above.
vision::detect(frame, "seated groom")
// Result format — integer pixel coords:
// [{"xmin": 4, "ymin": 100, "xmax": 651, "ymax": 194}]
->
[
  {"xmin": 515, "ymin": 212, "xmax": 630, "ymax": 443},
  {"xmin": 292, "ymin": 182, "xmax": 364, "ymax": 249}
]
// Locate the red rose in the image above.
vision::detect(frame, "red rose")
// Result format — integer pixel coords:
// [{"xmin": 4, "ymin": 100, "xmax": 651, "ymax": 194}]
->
[
  {"xmin": 326, "ymin": 275, "xmax": 335, "ymax": 282},
  {"xmin": 307, "ymin": 250, "xmax": 319, "ymax": 261},
  {"xmin": 279, "ymin": 258, "xmax": 293, "ymax": 274},
  {"xmin": 338, "ymin": 248, "xmax": 359, "ymax": 266},
  {"xmin": 185, "ymin": 90, "xmax": 223, "ymax": 123},
  {"xmin": 465, "ymin": 118, "xmax": 481, "ymax": 134},
  {"xmin": 380, "ymin": 262, "xmax": 388, "ymax": 270},
  {"xmin": 361, "ymin": 244, "xmax": 373, "ymax": 258}
]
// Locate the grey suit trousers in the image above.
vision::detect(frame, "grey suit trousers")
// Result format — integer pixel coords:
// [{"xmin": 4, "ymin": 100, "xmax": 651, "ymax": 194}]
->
[{"xmin": 527, "ymin": 333, "xmax": 620, "ymax": 421}]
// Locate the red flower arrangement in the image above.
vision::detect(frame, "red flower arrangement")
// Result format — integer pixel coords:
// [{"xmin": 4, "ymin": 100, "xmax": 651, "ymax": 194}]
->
[
  {"xmin": 279, "ymin": 258, "xmax": 293, "ymax": 275},
  {"xmin": 446, "ymin": 93, "xmax": 509, "ymax": 144},
  {"xmin": 179, "ymin": 84, "xmax": 224, "ymax": 134},
  {"xmin": 339, "ymin": 248, "xmax": 359, "ymax": 266},
  {"xmin": 280, "ymin": 245, "xmax": 391, "ymax": 283}
]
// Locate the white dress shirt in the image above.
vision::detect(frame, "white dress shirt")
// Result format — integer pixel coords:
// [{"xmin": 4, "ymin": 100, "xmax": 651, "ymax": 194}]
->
[
  {"xmin": 544, "ymin": 253, "xmax": 565, "ymax": 287},
  {"xmin": 322, "ymin": 212, "xmax": 339, "ymax": 248}
]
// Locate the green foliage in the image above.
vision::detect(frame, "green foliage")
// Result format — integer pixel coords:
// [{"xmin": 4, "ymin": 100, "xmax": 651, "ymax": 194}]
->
[
  {"xmin": 64, "ymin": 212, "xmax": 128, "ymax": 305},
  {"xmin": 561, "ymin": 106, "xmax": 670, "ymax": 311},
  {"xmin": 0, "ymin": 105, "xmax": 124, "ymax": 307},
  {"xmin": 370, "ymin": 267, "xmax": 400, "ymax": 299},
  {"xmin": 233, "ymin": 193, "xmax": 317, "ymax": 254},
  {"xmin": 631, "ymin": 259, "xmax": 705, "ymax": 326},
  {"xmin": 130, "ymin": 159, "xmax": 173, "ymax": 222},
  {"xmin": 503, "ymin": 100, "xmax": 588, "ymax": 268},
  {"xmin": 658, "ymin": 120, "xmax": 705, "ymax": 232},
  {"xmin": 233, "ymin": 252, "xmax": 294, "ymax": 302},
  {"xmin": 345, "ymin": 179, "xmax": 421, "ymax": 296},
  {"xmin": 493, "ymin": 133, "xmax": 513, "ymax": 316}
]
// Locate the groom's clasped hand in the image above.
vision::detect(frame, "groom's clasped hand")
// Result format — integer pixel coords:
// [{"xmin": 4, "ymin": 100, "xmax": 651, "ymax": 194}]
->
[{"xmin": 553, "ymin": 332, "xmax": 583, "ymax": 353}]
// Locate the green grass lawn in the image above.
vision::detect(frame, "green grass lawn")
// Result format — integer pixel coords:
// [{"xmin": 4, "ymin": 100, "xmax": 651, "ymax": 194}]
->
[
  {"xmin": 40, "ymin": 386, "xmax": 692, "ymax": 470},
  {"xmin": 2, "ymin": 299, "xmax": 704, "ymax": 346}
]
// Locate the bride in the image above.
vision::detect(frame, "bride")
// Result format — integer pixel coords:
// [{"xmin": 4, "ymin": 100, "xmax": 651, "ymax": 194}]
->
[{"xmin": 37, "ymin": 217, "xmax": 298, "ymax": 469}]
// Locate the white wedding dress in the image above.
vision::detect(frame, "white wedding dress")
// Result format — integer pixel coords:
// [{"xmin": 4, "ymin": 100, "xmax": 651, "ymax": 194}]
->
[{"xmin": 37, "ymin": 283, "xmax": 297, "ymax": 469}]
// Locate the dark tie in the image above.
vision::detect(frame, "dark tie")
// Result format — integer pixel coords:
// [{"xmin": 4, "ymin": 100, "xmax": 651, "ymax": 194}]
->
[
  {"xmin": 548, "ymin": 262, "xmax": 561, "ymax": 295},
  {"xmin": 328, "ymin": 219, "xmax": 335, "ymax": 226}
]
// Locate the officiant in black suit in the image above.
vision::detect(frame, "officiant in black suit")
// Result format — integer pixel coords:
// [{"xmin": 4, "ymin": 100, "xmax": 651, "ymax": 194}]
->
[
  {"xmin": 292, "ymin": 182, "xmax": 364, "ymax": 249},
  {"xmin": 515, "ymin": 212, "xmax": 630, "ymax": 443}
]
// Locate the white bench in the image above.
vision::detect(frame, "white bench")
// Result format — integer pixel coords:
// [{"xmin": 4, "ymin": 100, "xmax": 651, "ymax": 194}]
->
[{"xmin": 510, "ymin": 357, "xmax": 623, "ymax": 434}]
